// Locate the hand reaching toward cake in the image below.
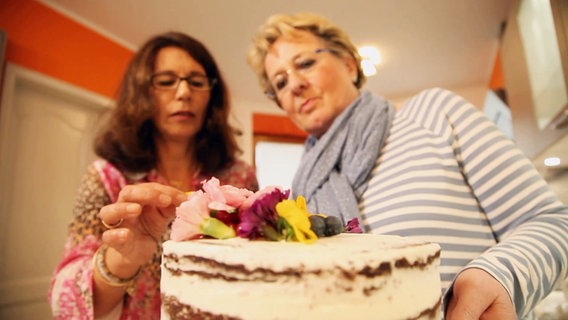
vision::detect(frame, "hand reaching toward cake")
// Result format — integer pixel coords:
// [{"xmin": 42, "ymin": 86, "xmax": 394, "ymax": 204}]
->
[
  {"xmin": 93, "ymin": 183, "xmax": 186, "ymax": 316},
  {"xmin": 445, "ymin": 268, "xmax": 516, "ymax": 320},
  {"xmin": 98, "ymin": 183, "xmax": 187, "ymax": 266}
]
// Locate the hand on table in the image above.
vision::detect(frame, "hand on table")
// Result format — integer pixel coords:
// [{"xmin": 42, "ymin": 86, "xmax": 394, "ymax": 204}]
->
[{"xmin": 446, "ymin": 268, "xmax": 516, "ymax": 320}]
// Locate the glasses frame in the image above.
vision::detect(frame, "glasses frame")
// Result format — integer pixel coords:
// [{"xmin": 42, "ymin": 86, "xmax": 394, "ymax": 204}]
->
[
  {"xmin": 264, "ymin": 48, "xmax": 337, "ymax": 100},
  {"xmin": 150, "ymin": 71, "xmax": 218, "ymax": 91}
]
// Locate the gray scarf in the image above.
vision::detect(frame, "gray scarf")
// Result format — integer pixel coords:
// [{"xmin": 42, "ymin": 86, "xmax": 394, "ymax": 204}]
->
[{"xmin": 291, "ymin": 91, "xmax": 394, "ymax": 227}]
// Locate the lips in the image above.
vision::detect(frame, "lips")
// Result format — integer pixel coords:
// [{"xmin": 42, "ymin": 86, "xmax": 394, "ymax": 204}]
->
[
  {"xmin": 171, "ymin": 110, "xmax": 195, "ymax": 118},
  {"xmin": 299, "ymin": 97, "xmax": 317, "ymax": 114}
]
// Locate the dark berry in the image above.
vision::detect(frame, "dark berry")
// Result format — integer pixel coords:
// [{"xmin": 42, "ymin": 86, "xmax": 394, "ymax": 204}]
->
[
  {"xmin": 324, "ymin": 216, "xmax": 343, "ymax": 236},
  {"xmin": 309, "ymin": 215, "xmax": 326, "ymax": 238}
]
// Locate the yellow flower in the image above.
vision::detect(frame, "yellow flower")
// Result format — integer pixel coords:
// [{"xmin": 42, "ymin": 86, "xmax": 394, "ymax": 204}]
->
[{"xmin": 275, "ymin": 196, "xmax": 317, "ymax": 244}]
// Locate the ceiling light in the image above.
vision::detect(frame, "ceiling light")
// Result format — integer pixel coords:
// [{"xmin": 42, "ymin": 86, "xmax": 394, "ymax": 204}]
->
[
  {"xmin": 361, "ymin": 60, "xmax": 377, "ymax": 76},
  {"xmin": 544, "ymin": 157, "xmax": 561, "ymax": 167},
  {"xmin": 358, "ymin": 46, "xmax": 382, "ymax": 64},
  {"xmin": 358, "ymin": 46, "xmax": 381, "ymax": 77}
]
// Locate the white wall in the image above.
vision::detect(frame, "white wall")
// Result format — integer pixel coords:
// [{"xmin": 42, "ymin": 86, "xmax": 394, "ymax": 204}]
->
[{"xmin": 232, "ymin": 96, "xmax": 287, "ymax": 165}]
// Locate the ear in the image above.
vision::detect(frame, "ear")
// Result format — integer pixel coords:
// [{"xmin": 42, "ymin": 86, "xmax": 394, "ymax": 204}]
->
[{"xmin": 342, "ymin": 56, "xmax": 358, "ymax": 83}]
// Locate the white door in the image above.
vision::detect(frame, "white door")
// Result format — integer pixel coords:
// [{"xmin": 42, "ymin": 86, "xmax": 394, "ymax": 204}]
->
[{"xmin": 0, "ymin": 64, "xmax": 112, "ymax": 319}]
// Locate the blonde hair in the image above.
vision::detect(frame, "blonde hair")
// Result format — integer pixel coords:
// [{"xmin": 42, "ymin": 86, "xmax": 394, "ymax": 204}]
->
[{"xmin": 247, "ymin": 12, "xmax": 365, "ymax": 100}]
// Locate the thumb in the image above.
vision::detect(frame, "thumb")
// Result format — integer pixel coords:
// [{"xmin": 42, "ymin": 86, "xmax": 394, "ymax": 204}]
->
[
  {"xmin": 446, "ymin": 289, "xmax": 484, "ymax": 320},
  {"xmin": 445, "ymin": 268, "xmax": 516, "ymax": 320},
  {"xmin": 445, "ymin": 269, "xmax": 496, "ymax": 320}
]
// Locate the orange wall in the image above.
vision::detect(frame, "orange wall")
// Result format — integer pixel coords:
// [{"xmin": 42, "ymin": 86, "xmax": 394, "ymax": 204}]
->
[
  {"xmin": 0, "ymin": 0, "xmax": 133, "ymax": 98},
  {"xmin": 489, "ymin": 48, "xmax": 504, "ymax": 90},
  {"xmin": 253, "ymin": 113, "xmax": 307, "ymax": 139}
]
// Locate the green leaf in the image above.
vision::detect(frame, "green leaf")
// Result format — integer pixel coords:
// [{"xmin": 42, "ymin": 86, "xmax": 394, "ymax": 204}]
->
[
  {"xmin": 261, "ymin": 225, "xmax": 283, "ymax": 241},
  {"xmin": 276, "ymin": 216, "xmax": 295, "ymax": 241},
  {"xmin": 201, "ymin": 217, "xmax": 236, "ymax": 239}
]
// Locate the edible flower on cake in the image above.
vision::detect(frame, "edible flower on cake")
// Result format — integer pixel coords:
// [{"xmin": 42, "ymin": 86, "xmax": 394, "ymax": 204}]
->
[
  {"xmin": 171, "ymin": 177, "xmax": 362, "ymax": 243},
  {"xmin": 237, "ymin": 185, "xmax": 289, "ymax": 240},
  {"xmin": 274, "ymin": 196, "xmax": 317, "ymax": 243},
  {"xmin": 345, "ymin": 216, "xmax": 363, "ymax": 233}
]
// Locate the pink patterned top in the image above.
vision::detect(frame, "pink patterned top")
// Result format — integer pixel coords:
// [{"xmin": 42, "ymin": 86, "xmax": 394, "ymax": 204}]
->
[{"xmin": 49, "ymin": 159, "xmax": 258, "ymax": 319}]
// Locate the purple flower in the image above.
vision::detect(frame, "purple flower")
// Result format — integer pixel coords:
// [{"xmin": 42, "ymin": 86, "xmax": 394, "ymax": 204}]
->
[
  {"xmin": 345, "ymin": 217, "xmax": 363, "ymax": 233},
  {"xmin": 238, "ymin": 186, "xmax": 290, "ymax": 239}
]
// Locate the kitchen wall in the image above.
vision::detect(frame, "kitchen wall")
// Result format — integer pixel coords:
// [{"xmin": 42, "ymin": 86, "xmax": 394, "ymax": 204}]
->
[
  {"xmin": 0, "ymin": 0, "xmax": 133, "ymax": 99},
  {"xmin": 0, "ymin": 0, "xmax": 496, "ymax": 167},
  {"xmin": 2, "ymin": 0, "xmax": 565, "ymax": 206}
]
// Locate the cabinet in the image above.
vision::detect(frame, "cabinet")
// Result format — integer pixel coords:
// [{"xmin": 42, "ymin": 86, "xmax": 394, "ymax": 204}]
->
[{"xmin": 502, "ymin": 0, "xmax": 568, "ymax": 159}]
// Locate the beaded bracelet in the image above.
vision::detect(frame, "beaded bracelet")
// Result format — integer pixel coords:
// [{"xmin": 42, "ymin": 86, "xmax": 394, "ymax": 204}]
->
[{"xmin": 93, "ymin": 245, "xmax": 141, "ymax": 291}]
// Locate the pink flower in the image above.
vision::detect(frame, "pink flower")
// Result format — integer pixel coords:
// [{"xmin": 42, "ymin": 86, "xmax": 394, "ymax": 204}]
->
[
  {"xmin": 240, "ymin": 186, "xmax": 286, "ymax": 211},
  {"xmin": 202, "ymin": 177, "xmax": 253, "ymax": 211},
  {"xmin": 170, "ymin": 190, "xmax": 210, "ymax": 241}
]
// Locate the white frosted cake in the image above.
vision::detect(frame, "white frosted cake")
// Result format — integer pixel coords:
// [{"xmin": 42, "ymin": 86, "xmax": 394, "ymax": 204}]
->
[{"xmin": 161, "ymin": 233, "xmax": 442, "ymax": 320}]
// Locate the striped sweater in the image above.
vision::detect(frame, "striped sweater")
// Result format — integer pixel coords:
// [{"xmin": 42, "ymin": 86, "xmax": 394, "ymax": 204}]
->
[{"xmin": 359, "ymin": 88, "xmax": 568, "ymax": 318}]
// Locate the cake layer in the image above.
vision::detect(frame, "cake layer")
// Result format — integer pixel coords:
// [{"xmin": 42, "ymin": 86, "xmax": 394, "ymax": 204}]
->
[{"xmin": 161, "ymin": 233, "xmax": 442, "ymax": 320}]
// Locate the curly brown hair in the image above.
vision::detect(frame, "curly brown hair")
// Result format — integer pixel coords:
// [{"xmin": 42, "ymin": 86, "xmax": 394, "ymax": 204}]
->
[{"xmin": 94, "ymin": 32, "xmax": 241, "ymax": 174}]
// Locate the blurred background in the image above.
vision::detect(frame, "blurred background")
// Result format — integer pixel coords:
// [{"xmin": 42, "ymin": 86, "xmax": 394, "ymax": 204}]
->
[{"xmin": 0, "ymin": 0, "xmax": 567, "ymax": 318}]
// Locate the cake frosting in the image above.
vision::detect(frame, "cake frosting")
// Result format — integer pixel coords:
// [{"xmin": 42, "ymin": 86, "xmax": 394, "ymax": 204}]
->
[{"xmin": 161, "ymin": 233, "xmax": 442, "ymax": 320}]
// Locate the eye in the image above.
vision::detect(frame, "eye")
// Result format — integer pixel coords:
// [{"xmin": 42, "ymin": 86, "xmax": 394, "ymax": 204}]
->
[
  {"xmin": 189, "ymin": 76, "xmax": 207, "ymax": 88},
  {"xmin": 157, "ymin": 78, "xmax": 176, "ymax": 86},
  {"xmin": 153, "ymin": 73, "xmax": 178, "ymax": 88},
  {"xmin": 273, "ymin": 75, "xmax": 288, "ymax": 91},
  {"xmin": 297, "ymin": 57, "xmax": 316, "ymax": 70}
]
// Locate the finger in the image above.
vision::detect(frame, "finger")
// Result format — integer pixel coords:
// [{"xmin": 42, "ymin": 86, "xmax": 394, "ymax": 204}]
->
[
  {"xmin": 117, "ymin": 183, "xmax": 186, "ymax": 207},
  {"xmin": 101, "ymin": 227, "xmax": 160, "ymax": 267},
  {"xmin": 101, "ymin": 228, "xmax": 131, "ymax": 249},
  {"xmin": 137, "ymin": 203, "xmax": 179, "ymax": 238},
  {"xmin": 157, "ymin": 202, "xmax": 182, "ymax": 219},
  {"xmin": 445, "ymin": 268, "xmax": 509, "ymax": 320},
  {"xmin": 98, "ymin": 202, "xmax": 141, "ymax": 226},
  {"xmin": 150, "ymin": 183, "xmax": 191, "ymax": 205},
  {"xmin": 101, "ymin": 229, "xmax": 145, "ymax": 264}
]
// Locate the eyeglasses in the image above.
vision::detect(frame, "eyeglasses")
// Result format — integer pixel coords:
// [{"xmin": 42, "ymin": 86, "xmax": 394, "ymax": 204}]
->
[
  {"xmin": 265, "ymin": 48, "xmax": 336, "ymax": 100},
  {"xmin": 151, "ymin": 71, "xmax": 217, "ymax": 91}
]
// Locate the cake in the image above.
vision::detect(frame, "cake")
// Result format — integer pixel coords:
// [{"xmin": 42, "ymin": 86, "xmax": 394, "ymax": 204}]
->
[
  {"xmin": 161, "ymin": 178, "xmax": 442, "ymax": 319},
  {"xmin": 161, "ymin": 233, "xmax": 442, "ymax": 320}
]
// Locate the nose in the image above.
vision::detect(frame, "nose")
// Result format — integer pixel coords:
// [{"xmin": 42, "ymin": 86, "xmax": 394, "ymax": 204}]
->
[
  {"xmin": 287, "ymin": 69, "xmax": 309, "ymax": 95},
  {"xmin": 175, "ymin": 78, "xmax": 192, "ymax": 100}
]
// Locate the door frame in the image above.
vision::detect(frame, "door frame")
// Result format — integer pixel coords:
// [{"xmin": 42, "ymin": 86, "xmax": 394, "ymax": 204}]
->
[{"xmin": 0, "ymin": 62, "xmax": 113, "ymax": 313}]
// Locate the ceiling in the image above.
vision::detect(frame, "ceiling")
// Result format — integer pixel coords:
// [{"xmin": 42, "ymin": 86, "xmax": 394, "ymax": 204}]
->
[{"xmin": 40, "ymin": 0, "xmax": 515, "ymax": 106}]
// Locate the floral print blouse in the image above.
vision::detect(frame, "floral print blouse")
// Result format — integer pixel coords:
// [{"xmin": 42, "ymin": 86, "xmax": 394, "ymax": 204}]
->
[{"xmin": 49, "ymin": 158, "xmax": 258, "ymax": 319}]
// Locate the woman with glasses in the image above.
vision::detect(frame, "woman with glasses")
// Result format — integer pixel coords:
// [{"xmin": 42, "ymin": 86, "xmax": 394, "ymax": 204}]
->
[
  {"xmin": 49, "ymin": 32, "xmax": 258, "ymax": 319},
  {"xmin": 248, "ymin": 12, "xmax": 568, "ymax": 319}
]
